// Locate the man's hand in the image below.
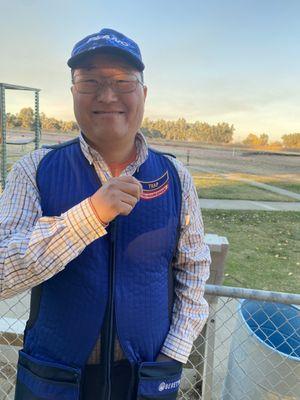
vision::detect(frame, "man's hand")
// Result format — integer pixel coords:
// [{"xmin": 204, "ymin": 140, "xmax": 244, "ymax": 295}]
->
[{"xmin": 90, "ymin": 176, "xmax": 143, "ymax": 224}]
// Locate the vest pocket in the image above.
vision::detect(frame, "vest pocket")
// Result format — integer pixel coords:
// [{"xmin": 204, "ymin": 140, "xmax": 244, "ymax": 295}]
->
[
  {"xmin": 14, "ymin": 350, "xmax": 81, "ymax": 400},
  {"xmin": 137, "ymin": 360, "xmax": 182, "ymax": 399}
]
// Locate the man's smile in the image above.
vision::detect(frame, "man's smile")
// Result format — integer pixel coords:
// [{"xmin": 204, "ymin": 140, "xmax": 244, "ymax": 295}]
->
[{"xmin": 92, "ymin": 111, "xmax": 125, "ymax": 115}]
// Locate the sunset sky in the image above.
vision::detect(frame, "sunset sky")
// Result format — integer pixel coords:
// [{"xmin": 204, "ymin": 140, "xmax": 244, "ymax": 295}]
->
[{"xmin": 1, "ymin": 0, "xmax": 300, "ymax": 141}]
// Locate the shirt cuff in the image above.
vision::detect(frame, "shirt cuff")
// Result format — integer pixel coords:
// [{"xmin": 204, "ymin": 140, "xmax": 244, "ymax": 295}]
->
[
  {"xmin": 63, "ymin": 198, "xmax": 107, "ymax": 246},
  {"xmin": 88, "ymin": 197, "xmax": 109, "ymax": 227},
  {"xmin": 160, "ymin": 331, "xmax": 194, "ymax": 364}
]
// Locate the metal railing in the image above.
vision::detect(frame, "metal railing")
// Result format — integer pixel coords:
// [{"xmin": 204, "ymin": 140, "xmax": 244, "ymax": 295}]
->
[
  {"xmin": 0, "ymin": 285, "xmax": 299, "ymax": 399},
  {"xmin": 180, "ymin": 285, "xmax": 300, "ymax": 400}
]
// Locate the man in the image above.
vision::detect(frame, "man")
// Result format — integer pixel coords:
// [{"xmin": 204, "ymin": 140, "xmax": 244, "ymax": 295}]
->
[{"xmin": 0, "ymin": 28, "xmax": 211, "ymax": 399}]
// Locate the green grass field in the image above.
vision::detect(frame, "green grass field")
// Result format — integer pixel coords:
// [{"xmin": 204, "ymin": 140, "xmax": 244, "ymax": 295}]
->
[
  {"xmin": 193, "ymin": 173, "xmax": 297, "ymax": 201},
  {"xmin": 202, "ymin": 210, "xmax": 300, "ymax": 293}
]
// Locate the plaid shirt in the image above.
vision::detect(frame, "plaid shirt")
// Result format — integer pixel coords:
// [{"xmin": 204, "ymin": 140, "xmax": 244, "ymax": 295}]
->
[{"xmin": 0, "ymin": 132, "xmax": 210, "ymax": 364}]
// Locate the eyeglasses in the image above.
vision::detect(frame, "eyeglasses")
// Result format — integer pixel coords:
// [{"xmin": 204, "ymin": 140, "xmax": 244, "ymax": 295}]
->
[{"xmin": 73, "ymin": 73, "xmax": 144, "ymax": 94}]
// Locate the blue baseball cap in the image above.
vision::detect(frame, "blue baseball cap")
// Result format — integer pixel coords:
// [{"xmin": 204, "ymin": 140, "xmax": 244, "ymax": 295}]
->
[{"xmin": 68, "ymin": 28, "xmax": 145, "ymax": 71}]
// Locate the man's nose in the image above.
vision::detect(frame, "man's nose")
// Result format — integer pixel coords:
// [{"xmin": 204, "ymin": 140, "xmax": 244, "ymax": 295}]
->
[{"xmin": 95, "ymin": 82, "xmax": 118, "ymax": 102}]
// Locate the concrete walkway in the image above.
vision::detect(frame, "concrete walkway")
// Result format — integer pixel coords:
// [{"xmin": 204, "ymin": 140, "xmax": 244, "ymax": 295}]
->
[
  {"xmin": 199, "ymin": 198, "xmax": 300, "ymax": 211},
  {"xmin": 190, "ymin": 165, "xmax": 300, "ymax": 200},
  {"xmin": 236, "ymin": 178, "xmax": 300, "ymax": 200}
]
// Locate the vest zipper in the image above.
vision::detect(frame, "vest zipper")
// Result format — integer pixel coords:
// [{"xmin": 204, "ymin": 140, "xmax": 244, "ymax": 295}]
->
[{"xmin": 105, "ymin": 219, "xmax": 117, "ymax": 400}]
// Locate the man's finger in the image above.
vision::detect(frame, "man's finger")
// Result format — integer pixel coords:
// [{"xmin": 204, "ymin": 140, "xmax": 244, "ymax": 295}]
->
[
  {"xmin": 117, "ymin": 175, "xmax": 140, "ymax": 185},
  {"xmin": 119, "ymin": 193, "xmax": 139, "ymax": 208},
  {"xmin": 115, "ymin": 181, "xmax": 142, "ymax": 199},
  {"xmin": 119, "ymin": 202, "xmax": 134, "ymax": 216},
  {"xmin": 116, "ymin": 176, "xmax": 143, "ymax": 193}
]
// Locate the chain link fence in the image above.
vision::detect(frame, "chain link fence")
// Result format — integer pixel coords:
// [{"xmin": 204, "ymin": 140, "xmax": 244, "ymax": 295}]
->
[
  {"xmin": 180, "ymin": 285, "xmax": 300, "ymax": 400},
  {"xmin": 0, "ymin": 284, "xmax": 299, "ymax": 400}
]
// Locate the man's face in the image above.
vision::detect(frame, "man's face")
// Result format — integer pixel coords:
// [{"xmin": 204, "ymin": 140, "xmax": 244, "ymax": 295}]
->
[{"xmin": 71, "ymin": 53, "xmax": 147, "ymax": 149}]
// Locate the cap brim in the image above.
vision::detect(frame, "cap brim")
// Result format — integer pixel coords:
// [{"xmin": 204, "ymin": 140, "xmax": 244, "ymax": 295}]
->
[{"xmin": 67, "ymin": 46, "xmax": 144, "ymax": 71}]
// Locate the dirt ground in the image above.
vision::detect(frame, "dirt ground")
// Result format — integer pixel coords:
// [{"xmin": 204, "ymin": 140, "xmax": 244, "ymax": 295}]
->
[
  {"xmin": 5, "ymin": 131, "xmax": 300, "ymax": 179},
  {"xmin": 150, "ymin": 142, "xmax": 300, "ymax": 177}
]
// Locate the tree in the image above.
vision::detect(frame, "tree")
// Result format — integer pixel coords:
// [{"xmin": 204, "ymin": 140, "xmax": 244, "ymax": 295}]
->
[
  {"xmin": 61, "ymin": 120, "xmax": 78, "ymax": 132},
  {"xmin": 209, "ymin": 123, "xmax": 234, "ymax": 143},
  {"xmin": 243, "ymin": 134, "xmax": 259, "ymax": 146},
  {"xmin": 259, "ymin": 133, "xmax": 269, "ymax": 146},
  {"xmin": 193, "ymin": 121, "xmax": 211, "ymax": 141},
  {"xmin": 41, "ymin": 116, "xmax": 61, "ymax": 130},
  {"xmin": 141, "ymin": 118, "xmax": 235, "ymax": 143},
  {"xmin": 6, "ymin": 113, "xmax": 21, "ymax": 128},
  {"xmin": 18, "ymin": 107, "xmax": 34, "ymax": 129},
  {"xmin": 282, "ymin": 133, "xmax": 300, "ymax": 149},
  {"xmin": 243, "ymin": 133, "xmax": 268, "ymax": 147}
]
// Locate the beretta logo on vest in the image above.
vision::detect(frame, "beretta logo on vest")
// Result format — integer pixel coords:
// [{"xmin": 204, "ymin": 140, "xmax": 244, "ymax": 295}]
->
[{"xmin": 158, "ymin": 378, "xmax": 181, "ymax": 392}]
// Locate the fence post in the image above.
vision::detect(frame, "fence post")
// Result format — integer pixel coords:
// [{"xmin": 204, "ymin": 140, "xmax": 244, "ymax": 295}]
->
[
  {"xmin": 34, "ymin": 90, "xmax": 41, "ymax": 150},
  {"xmin": 186, "ymin": 149, "xmax": 190, "ymax": 166},
  {"xmin": 0, "ymin": 84, "xmax": 7, "ymax": 190},
  {"xmin": 203, "ymin": 234, "xmax": 229, "ymax": 400},
  {"xmin": 184, "ymin": 234, "xmax": 229, "ymax": 399}
]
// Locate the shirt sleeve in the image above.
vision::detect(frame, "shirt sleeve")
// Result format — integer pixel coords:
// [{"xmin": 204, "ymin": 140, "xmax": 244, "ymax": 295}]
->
[
  {"xmin": 160, "ymin": 163, "xmax": 211, "ymax": 364},
  {"xmin": 0, "ymin": 156, "xmax": 107, "ymax": 300}
]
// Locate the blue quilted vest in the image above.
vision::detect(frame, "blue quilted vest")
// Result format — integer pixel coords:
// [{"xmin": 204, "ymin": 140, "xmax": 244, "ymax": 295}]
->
[{"xmin": 15, "ymin": 138, "xmax": 183, "ymax": 399}]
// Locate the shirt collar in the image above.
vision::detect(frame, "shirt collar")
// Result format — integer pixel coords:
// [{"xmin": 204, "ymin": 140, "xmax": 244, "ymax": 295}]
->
[{"xmin": 79, "ymin": 131, "xmax": 148, "ymax": 173}]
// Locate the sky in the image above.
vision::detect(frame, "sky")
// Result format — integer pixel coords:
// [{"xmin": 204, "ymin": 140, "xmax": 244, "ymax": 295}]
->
[{"xmin": 1, "ymin": 0, "xmax": 300, "ymax": 141}]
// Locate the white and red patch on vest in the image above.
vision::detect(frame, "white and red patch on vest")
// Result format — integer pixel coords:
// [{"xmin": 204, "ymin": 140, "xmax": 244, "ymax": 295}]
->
[{"xmin": 140, "ymin": 171, "xmax": 169, "ymax": 200}]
